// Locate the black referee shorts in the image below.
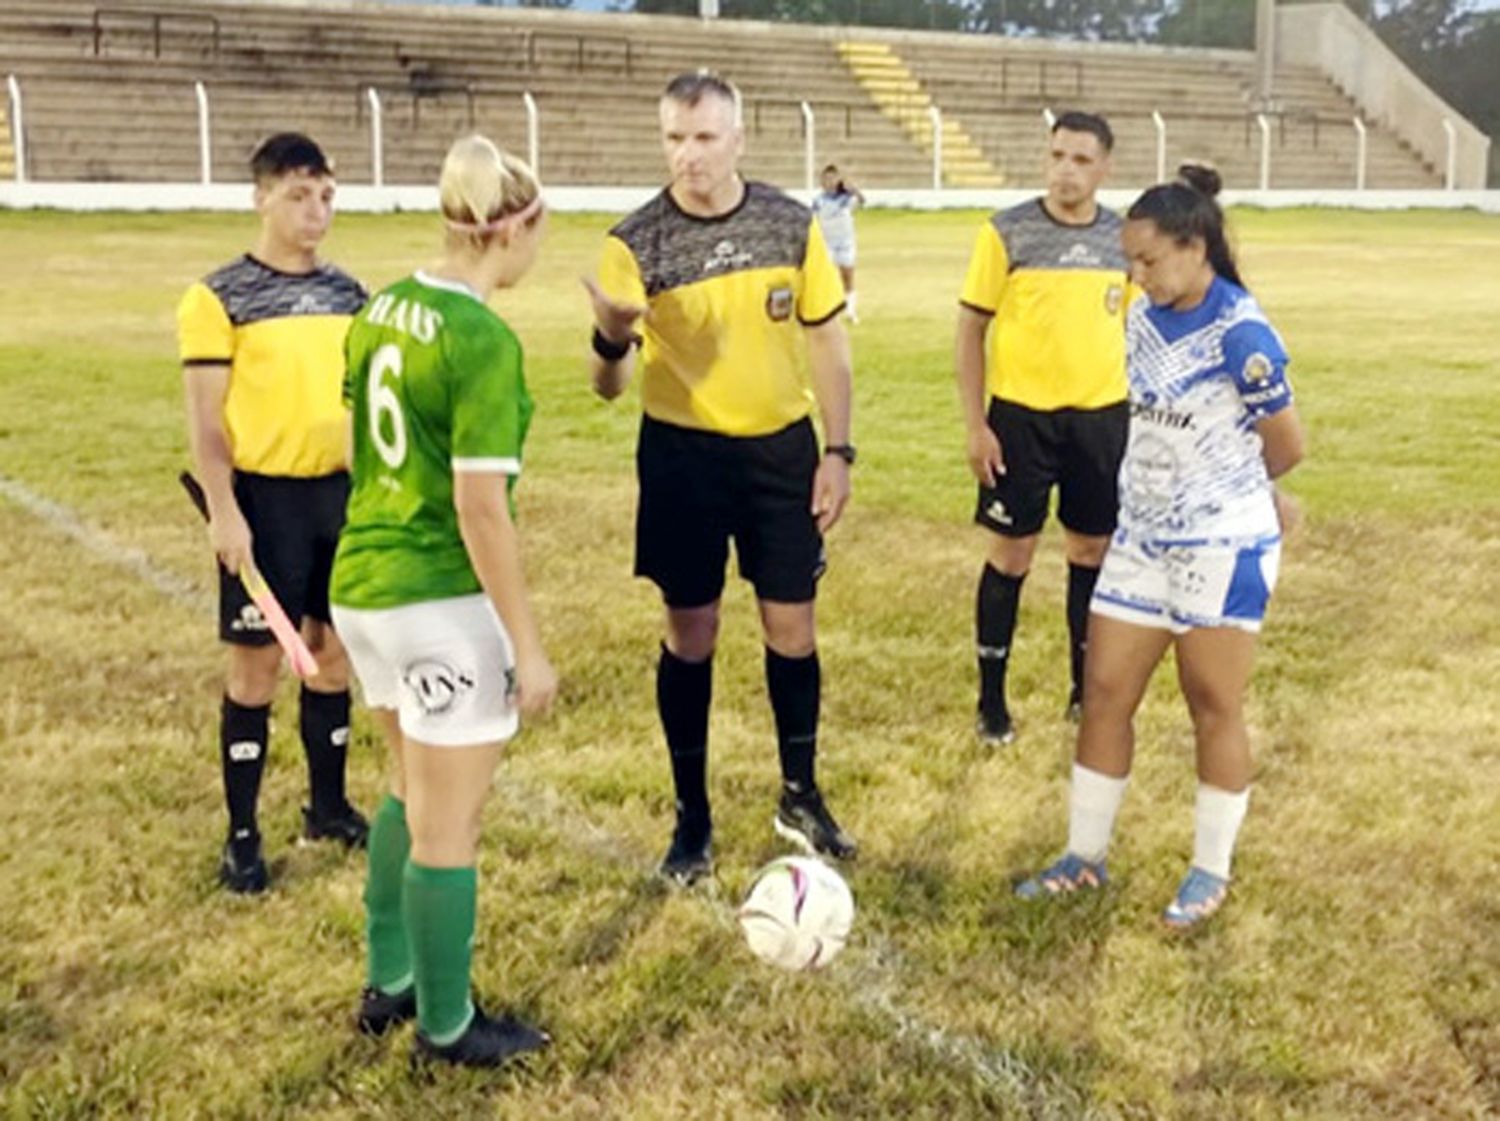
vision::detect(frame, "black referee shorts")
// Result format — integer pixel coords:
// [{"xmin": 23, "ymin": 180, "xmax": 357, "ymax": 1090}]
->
[
  {"xmin": 974, "ymin": 398, "xmax": 1129, "ymax": 539},
  {"xmin": 635, "ymin": 415, "xmax": 825, "ymax": 608},
  {"xmin": 219, "ymin": 470, "xmax": 349, "ymax": 645}
]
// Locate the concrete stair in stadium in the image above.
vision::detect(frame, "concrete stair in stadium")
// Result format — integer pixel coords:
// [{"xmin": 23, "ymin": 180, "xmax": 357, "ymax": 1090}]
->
[{"xmin": 835, "ymin": 40, "xmax": 1004, "ymax": 188}]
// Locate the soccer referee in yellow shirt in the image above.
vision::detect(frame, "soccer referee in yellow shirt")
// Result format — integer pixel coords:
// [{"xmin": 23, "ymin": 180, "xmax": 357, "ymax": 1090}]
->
[
  {"xmin": 955, "ymin": 112, "xmax": 1130, "ymax": 746},
  {"xmin": 178, "ymin": 133, "xmax": 369, "ymax": 892},
  {"xmin": 584, "ymin": 72, "xmax": 857, "ymax": 885}
]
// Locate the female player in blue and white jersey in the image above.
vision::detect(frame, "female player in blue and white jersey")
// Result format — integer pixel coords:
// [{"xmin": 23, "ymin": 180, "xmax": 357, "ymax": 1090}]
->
[
  {"xmin": 1017, "ymin": 165, "xmax": 1304, "ymax": 928},
  {"xmin": 811, "ymin": 163, "xmax": 865, "ymax": 322},
  {"xmin": 331, "ymin": 135, "xmax": 556, "ymax": 1066}
]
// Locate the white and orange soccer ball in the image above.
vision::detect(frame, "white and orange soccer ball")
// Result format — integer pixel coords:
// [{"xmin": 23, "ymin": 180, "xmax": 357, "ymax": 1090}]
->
[{"xmin": 737, "ymin": 856, "xmax": 854, "ymax": 971}]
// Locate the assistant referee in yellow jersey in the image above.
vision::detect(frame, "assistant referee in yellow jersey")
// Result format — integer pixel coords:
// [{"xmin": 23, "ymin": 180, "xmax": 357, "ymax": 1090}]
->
[
  {"xmin": 178, "ymin": 133, "xmax": 368, "ymax": 893},
  {"xmin": 955, "ymin": 111, "xmax": 1130, "ymax": 746},
  {"xmin": 584, "ymin": 72, "xmax": 857, "ymax": 885}
]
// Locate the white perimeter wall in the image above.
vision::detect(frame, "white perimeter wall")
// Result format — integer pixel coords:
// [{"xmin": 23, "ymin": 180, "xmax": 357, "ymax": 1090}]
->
[{"xmin": 2, "ymin": 182, "xmax": 1499, "ymax": 214}]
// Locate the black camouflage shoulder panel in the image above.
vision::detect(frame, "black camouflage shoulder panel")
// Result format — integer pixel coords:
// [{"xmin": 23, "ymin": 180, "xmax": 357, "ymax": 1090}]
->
[
  {"xmin": 610, "ymin": 182, "xmax": 810, "ymax": 298},
  {"xmin": 990, "ymin": 199, "xmax": 1127, "ymax": 274},
  {"xmin": 203, "ymin": 255, "xmax": 367, "ymax": 327}
]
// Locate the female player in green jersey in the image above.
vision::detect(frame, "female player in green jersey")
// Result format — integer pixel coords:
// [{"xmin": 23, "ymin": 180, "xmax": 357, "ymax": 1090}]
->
[{"xmin": 330, "ymin": 135, "xmax": 555, "ymax": 1068}]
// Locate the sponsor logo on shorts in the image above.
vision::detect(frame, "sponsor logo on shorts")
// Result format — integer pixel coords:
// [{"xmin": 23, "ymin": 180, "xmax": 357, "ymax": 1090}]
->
[
  {"xmin": 231, "ymin": 604, "xmax": 268, "ymax": 633},
  {"xmin": 403, "ymin": 659, "xmax": 476, "ymax": 716},
  {"xmin": 766, "ymin": 286, "xmax": 794, "ymax": 321},
  {"xmin": 985, "ymin": 498, "xmax": 1014, "ymax": 526},
  {"xmin": 227, "ymin": 740, "xmax": 262, "ymax": 762}
]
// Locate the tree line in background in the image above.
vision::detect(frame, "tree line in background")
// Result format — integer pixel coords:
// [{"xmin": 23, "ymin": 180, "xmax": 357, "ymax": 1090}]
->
[{"xmin": 488, "ymin": 0, "xmax": 1498, "ymax": 177}]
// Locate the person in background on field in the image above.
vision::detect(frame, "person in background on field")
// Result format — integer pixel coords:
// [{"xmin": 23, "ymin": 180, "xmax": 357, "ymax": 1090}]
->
[
  {"xmin": 811, "ymin": 163, "xmax": 866, "ymax": 322},
  {"xmin": 583, "ymin": 71, "xmax": 858, "ymax": 887},
  {"xmin": 331, "ymin": 135, "xmax": 556, "ymax": 1067},
  {"xmin": 955, "ymin": 110, "xmax": 1131, "ymax": 748},
  {"xmin": 178, "ymin": 132, "xmax": 369, "ymax": 894},
  {"xmin": 1016, "ymin": 164, "xmax": 1305, "ymax": 930}
]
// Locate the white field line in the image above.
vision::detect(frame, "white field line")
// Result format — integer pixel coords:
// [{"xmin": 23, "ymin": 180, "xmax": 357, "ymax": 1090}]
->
[
  {"xmin": 1, "ymin": 473, "xmax": 1098, "ymax": 1116},
  {"xmin": 499, "ymin": 772, "xmax": 1097, "ymax": 1116},
  {"xmin": 0, "ymin": 473, "xmax": 208, "ymax": 611}
]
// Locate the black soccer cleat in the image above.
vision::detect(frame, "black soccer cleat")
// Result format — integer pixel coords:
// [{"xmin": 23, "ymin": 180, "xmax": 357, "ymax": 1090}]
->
[
  {"xmin": 774, "ymin": 786, "xmax": 858, "ymax": 861},
  {"xmin": 302, "ymin": 802, "xmax": 370, "ymax": 849},
  {"xmin": 412, "ymin": 1005, "xmax": 551, "ymax": 1069},
  {"xmin": 659, "ymin": 819, "xmax": 714, "ymax": 887},
  {"xmin": 356, "ymin": 984, "xmax": 417, "ymax": 1037},
  {"xmin": 976, "ymin": 711, "xmax": 1017, "ymax": 748},
  {"xmin": 219, "ymin": 829, "xmax": 269, "ymax": 894}
]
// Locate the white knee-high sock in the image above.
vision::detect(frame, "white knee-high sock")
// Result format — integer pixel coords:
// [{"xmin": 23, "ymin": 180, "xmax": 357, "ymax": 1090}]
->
[
  {"xmin": 1066, "ymin": 764, "xmax": 1129, "ymax": 863},
  {"xmin": 1193, "ymin": 784, "xmax": 1250, "ymax": 879}
]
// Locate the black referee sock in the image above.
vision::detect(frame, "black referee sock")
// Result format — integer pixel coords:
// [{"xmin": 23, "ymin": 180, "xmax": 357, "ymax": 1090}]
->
[
  {"xmin": 977, "ymin": 564, "xmax": 1026, "ymax": 725},
  {"xmin": 658, "ymin": 645, "xmax": 713, "ymax": 839},
  {"xmin": 221, "ymin": 696, "xmax": 270, "ymax": 840},
  {"xmin": 300, "ymin": 687, "xmax": 351, "ymax": 815},
  {"xmin": 1067, "ymin": 563, "xmax": 1101, "ymax": 702},
  {"xmin": 766, "ymin": 647, "xmax": 819, "ymax": 795}
]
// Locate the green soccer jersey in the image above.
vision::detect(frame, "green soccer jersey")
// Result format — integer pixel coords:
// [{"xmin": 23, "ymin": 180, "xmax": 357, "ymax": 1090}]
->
[{"xmin": 331, "ymin": 272, "xmax": 533, "ymax": 609}]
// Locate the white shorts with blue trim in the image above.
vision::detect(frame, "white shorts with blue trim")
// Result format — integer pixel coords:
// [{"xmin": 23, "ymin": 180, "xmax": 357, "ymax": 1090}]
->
[
  {"xmin": 332, "ymin": 594, "xmax": 518, "ymax": 747},
  {"xmin": 1091, "ymin": 530, "xmax": 1281, "ymax": 634}
]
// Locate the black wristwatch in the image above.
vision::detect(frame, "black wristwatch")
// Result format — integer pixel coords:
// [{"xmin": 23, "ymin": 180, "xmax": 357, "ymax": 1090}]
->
[
  {"xmin": 824, "ymin": 443, "xmax": 857, "ymax": 466},
  {"xmin": 592, "ymin": 326, "xmax": 635, "ymax": 362}
]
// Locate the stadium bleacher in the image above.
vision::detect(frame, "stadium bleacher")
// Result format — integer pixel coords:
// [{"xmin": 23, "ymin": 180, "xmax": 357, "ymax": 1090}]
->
[{"xmin": 0, "ymin": 0, "xmax": 1441, "ymax": 189}]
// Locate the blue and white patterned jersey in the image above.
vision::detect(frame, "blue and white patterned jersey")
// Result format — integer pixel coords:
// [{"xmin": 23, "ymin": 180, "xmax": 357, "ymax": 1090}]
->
[
  {"xmin": 811, "ymin": 189, "xmax": 858, "ymax": 248},
  {"xmin": 1120, "ymin": 276, "xmax": 1293, "ymax": 544}
]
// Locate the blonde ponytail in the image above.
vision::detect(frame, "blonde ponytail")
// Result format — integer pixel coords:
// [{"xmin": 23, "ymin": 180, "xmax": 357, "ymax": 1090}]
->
[{"xmin": 438, "ymin": 134, "xmax": 542, "ymax": 250}]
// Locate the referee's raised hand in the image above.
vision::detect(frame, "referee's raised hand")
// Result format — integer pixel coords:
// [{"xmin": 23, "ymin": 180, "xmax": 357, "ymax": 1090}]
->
[{"xmin": 581, "ymin": 277, "xmax": 646, "ymax": 345}]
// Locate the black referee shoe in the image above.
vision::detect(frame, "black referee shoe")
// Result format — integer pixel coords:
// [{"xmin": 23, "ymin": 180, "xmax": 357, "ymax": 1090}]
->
[
  {"xmin": 413, "ymin": 1006, "xmax": 550, "ymax": 1069},
  {"xmin": 659, "ymin": 818, "xmax": 713, "ymax": 887},
  {"xmin": 356, "ymin": 984, "xmax": 417, "ymax": 1037},
  {"xmin": 219, "ymin": 829, "xmax": 269, "ymax": 894},
  {"xmin": 774, "ymin": 787, "xmax": 858, "ymax": 861},
  {"xmin": 302, "ymin": 802, "xmax": 370, "ymax": 849}
]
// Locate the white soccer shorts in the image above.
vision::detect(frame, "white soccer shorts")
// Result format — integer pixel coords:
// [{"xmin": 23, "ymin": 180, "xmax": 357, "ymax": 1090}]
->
[
  {"xmin": 332, "ymin": 594, "xmax": 519, "ymax": 747},
  {"xmin": 826, "ymin": 240, "xmax": 856, "ymax": 269},
  {"xmin": 1091, "ymin": 530, "xmax": 1281, "ymax": 634}
]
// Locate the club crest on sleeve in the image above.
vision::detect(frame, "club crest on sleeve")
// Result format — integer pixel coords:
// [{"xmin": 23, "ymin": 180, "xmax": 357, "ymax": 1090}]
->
[
  {"xmin": 765, "ymin": 286, "xmax": 794, "ymax": 321},
  {"xmin": 1243, "ymin": 352, "xmax": 1274, "ymax": 384}
]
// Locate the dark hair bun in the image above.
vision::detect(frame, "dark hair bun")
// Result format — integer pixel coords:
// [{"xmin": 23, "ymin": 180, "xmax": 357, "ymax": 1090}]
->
[{"xmin": 1176, "ymin": 163, "xmax": 1222, "ymax": 198}]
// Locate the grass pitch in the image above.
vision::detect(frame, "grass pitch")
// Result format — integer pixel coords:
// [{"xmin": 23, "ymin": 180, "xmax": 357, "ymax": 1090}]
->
[{"xmin": 1, "ymin": 205, "xmax": 1497, "ymax": 1119}]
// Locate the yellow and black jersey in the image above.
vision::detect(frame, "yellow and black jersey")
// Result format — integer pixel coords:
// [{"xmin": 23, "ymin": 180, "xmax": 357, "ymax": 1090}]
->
[
  {"xmin": 177, "ymin": 255, "xmax": 367, "ymax": 477},
  {"xmin": 599, "ymin": 182, "xmax": 845, "ymax": 437},
  {"xmin": 960, "ymin": 199, "xmax": 1129, "ymax": 412}
]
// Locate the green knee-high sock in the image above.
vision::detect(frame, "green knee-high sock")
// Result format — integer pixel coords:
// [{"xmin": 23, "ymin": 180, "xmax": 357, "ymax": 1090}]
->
[
  {"xmin": 363, "ymin": 794, "xmax": 412, "ymax": 993},
  {"xmin": 403, "ymin": 862, "xmax": 477, "ymax": 1045}
]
